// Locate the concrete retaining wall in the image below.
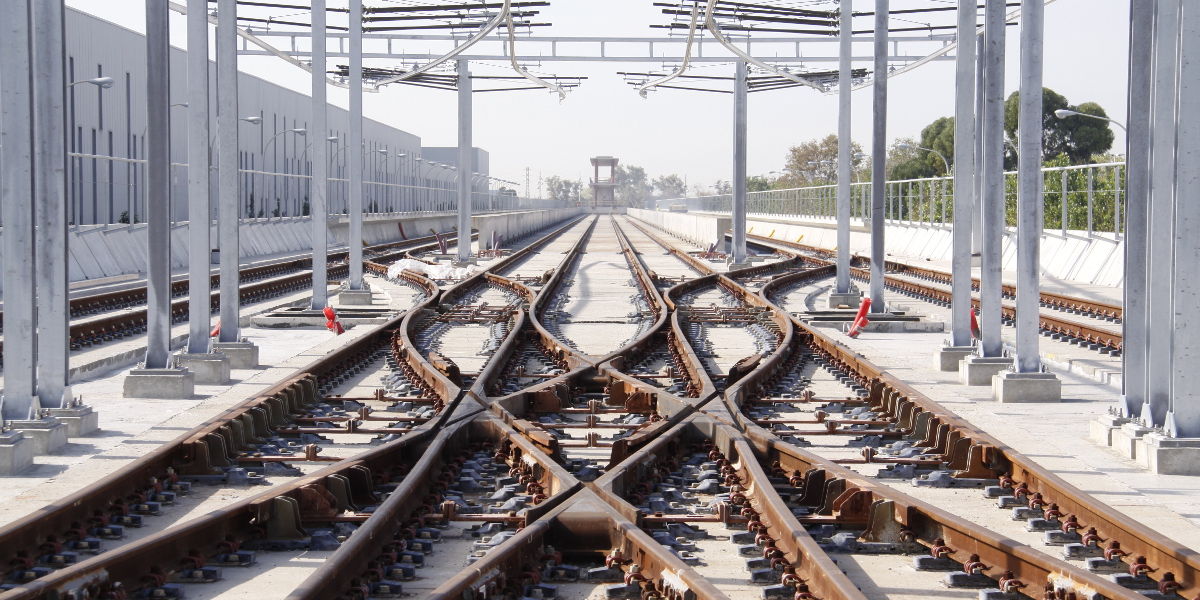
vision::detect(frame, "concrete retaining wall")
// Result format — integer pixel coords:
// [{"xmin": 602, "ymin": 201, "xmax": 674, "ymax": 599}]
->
[
  {"xmin": 626, "ymin": 210, "xmax": 1124, "ymax": 287},
  {"xmin": 626, "ymin": 208, "xmax": 731, "ymax": 251},
  {"xmin": 0, "ymin": 209, "xmax": 579, "ymax": 296},
  {"xmin": 476, "ymin": 208, "xmax": 584, "ymax": 250}
]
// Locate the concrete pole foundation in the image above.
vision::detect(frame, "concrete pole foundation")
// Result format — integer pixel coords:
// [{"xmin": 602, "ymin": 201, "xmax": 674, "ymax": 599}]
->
[
  {"xmin": 212, "ymin": 341, "xmax": 261, "ymax": 369},
  {"xmin": 173, "ymin": 352, "xmax": 231, "ymax": 385},
  {"xmin": 991, "ymin": 371, "xmax": 1061, "ymax": 403},
  {"xmin": 123, "ymin": 368, "xmax": 196, "ymax": 399},
  {"xmin": 9, "ymin": 418, "xmax": 67, "ymax": 455},
  {"xmin": 0, "ymin": 431, "xmax": 34, "ymax": 475}
]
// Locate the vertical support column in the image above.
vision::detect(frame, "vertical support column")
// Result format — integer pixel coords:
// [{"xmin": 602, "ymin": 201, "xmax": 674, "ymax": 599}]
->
[
  {"xmin": 1013, "ymin": 0, "xmax": 1045, "ymax": 374},
  {"xmin": 216, "ymin": 0, "xmax": 240, "ymax": 341},
  {"xmin": 834, "ymin": 0, "xmax": 853, "ymax": 296},
  {"xmin": 1168, "ymin": 0, "xmax": 1200, "ymax": 438},
  {"xmin": 947, "ymin": 0, "xmax": 977, "ymax": 351},
  {"xmin": 1144, "ymin": 0, "xmax": 1180, "ymax": 426},
  {"xmin": 31, "ymin": 0, "xmax": 70, "ymax": 409},
  {"xmin": 456, "ymin": 59, "xmax": 474, "ymax": 263},
  {"xmin": 971, "ymin": 34, "xmax": 984, "ymax": 255},
  {"xmin": 311, "ymin": 0, "xmax": 329, "ymax": 307},
  {"xmin": 184, "ymin": 0, "xmax": 212, "ymax": 355},
  {"xmin": 731, "ymin": 59, "xmax": 748, "ymax": 265},
  {"xmin": 0, "ymin": 0, "xmax": 37, "ymax": 421},
  {"xmin": 1122, "ymin": 0, "xmax": 1153, "ymax": 417},
  {"xmin": 978, "ymin": 0, "xmax": 1005, "ymax": 358},
  {"xmin": 347, "ymin": 0, "xmax": 365, "ymax": 290},
  {"xmin": 868, "ymin": 0, "xmax": 887, "ymax": 310},
  {"xmin": 143, "ymin": 0, "xmax": 172, "ymax": 370},
  {"xmin": 960, "ymin": 0, "xmax": 1012, "ymax": 385}
]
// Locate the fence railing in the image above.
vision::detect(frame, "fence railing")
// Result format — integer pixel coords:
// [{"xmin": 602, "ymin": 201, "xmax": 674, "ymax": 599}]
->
[
  {"xmin": 46, "ymin": 151, "xmax": 552, "ymax": 226},
  {"xmin": 671, "ymin": 161, "xmax": 1126, "ymax": 236}
]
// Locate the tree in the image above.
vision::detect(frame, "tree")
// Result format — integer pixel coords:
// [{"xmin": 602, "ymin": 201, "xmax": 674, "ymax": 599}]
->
[
  {"xmin": 615, "ymin": 164, "xmax": 653, "ymax": 207},
  {"xmin": 713, "ymin": 180, "xmax": 732, "ymax": 195},
  {"xmin": 890, "ymin": 117, "xmax": 955, "ymax": 179},
  {"xmin": 652, "ymin": 174, "xmax": 687, "ymax": 198},
  {"xmin": 1004, "ymin": 87, "xmax": 1113, "ymax": 165},
  {"xmin": 747, "ymin": 175, "xmax": 774, "ymax": 192},
  {"xmin": 781, "ymin": 134, "xmax": 865, "ymax": 186},
  {"xmin": 545, "ymin": 176, "xmax": 582, "ymax": 204}
]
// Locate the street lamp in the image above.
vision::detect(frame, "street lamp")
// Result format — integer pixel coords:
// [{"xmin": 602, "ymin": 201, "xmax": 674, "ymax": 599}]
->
[
  {"xmin": 1054, "ymin": 108, "xmax": 1126, "ymax": 132},
  {"xmin": 263, "ymin": 128, "xmax": 306, "ymax": 218},
  {"xmin": 69, "ymin": 76, "xmax": 114, "ymax": 89},
  {"xmin": 896, "ymin": 142, "xmax": 951, "ymax": 175}
]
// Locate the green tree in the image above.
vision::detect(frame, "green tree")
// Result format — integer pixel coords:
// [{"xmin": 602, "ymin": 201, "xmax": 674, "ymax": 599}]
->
[
  {"xmin": 652, "ymin": 174, "xmax": 688, "ymax": 198},
  {"xmin": 890, "ymin": 117, "xmax": 955, "ymax": 179},
  {"xmin": 780, "ymin": 134, "xmax": 865, "ymax": 186},
  {"xmin": 1004, "ymin": 88, "xmax": 1113, "ymax": 165},
  {"xmin": 544, "ymin": 176, "xmax": 582, "ymax": 204},
  {"xmin": 747, "ymin": 175, "xmax": 774, "ymax": 192},
  {"xmin": 615, "ymin": 164, "xmax": 653, "ymax": 207}
]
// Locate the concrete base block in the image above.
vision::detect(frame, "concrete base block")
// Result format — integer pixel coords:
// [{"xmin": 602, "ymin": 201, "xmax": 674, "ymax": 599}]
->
[
  {"xmin": 46, "ymin": 405, "xmax": 99, "ymax": 437},
  {"xmin": 10, "ymin": 418, "xmax": 68, "ymax": 454},
  {"xmin": 123, "ymin": 367, "xmax": 196, "ymax": 399},
  {"xmin": 728, "ymin": 262, "xmax": 752, "ymax": 271},
  {"xmin": 1088, "ymin": 414, "xmax": 1128, "ymax": 447},
  {"xmin": 173, "ymin": 352, "xmax": 231, "ymax": 385},
  {"xmin": 935, "ymin": 346, "xmax": 976, "ymax": 372},
  {"xmin": 828, "ymin": 291, "xmax": 863, "ymax": 309},
  {"xmin": 0, "ymin": 430, "xmax": 34, "ymax": 475},
  {"xmin": 991, "ymin": 371, "xmax": 1062, "ymax": 403},
  {"xmin": 959, "ymin": 356, "xmax": 1013, "ymax": 386},
  {"xmin": 339, "ymin": 289, "xmax": 375, "ymax": 306},
  {"xmin": 212, "ymin": 341, "xmax": 260, "ymax": 369},
  {"xmin": 1110, "ymin": 422, "xmax": 1152, "ymax": 461},
  {"xmin": 1141, "ymin": 433, "xmax": 1200, "ymax": 475}
]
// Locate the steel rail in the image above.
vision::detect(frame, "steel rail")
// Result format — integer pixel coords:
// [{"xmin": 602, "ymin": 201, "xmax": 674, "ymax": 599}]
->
[{"xmin": 0, "ymin": 217, "xmax": 586, "ymax": 600}]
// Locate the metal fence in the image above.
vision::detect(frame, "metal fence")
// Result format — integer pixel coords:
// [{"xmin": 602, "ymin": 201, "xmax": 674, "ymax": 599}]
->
[
  {"xmin": 42, "ymin": 151, "xmax": 549, "ymax": 226},
  {"xmin": 674, "ymin": 161, "xmax": 1126, "ymax": 236}
]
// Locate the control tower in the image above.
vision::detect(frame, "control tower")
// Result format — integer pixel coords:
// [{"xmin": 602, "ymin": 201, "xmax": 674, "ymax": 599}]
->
[{"xmin": 589, "ymin": 156, "xmax": 619, "ymax": 211}]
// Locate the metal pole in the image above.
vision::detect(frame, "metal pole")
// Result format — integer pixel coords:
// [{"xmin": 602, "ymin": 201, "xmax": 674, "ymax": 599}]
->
[
  {"xmin": 835, "ymin": 1, "xmax": 852, "ymax": 294},
  {"xmin": 732, "ymin": 60, "xmax": 748, "ymax": 264},
  {"xmin": 144, "ymin": 0, "xmax": 171, "ymax": 369},
  {"xmin": 456, "ymin": 59, "xmax": 474, "ymax": 262},
  {"xmin": 31, "ymin": 0, "xmax": 70, "ymax": 408},
  {"xmin": 1060, "ymin": 169, "xmax": 1068, "ymax": 234},
  {"xmin": 1014, "ymin": 0, "xmax": 1043, "ymax": 374},
  {"xmin": 216, "ymin": 0, "xmax": 240, "ymax": 342},
  {"xmin": 1123, "ymin": 0, "xmax": 1153, "ymax": 418},
  {"xmin": 1086, "ymin": 168, "xmax": 1094, "ymax": 235},
  {"xmin": 972, "ymin": 33, "xmax": 984, "ymax": 255},
  {"xmin": 0, "ymin": 0, "xmax": 37, "ymax": 420},
  {"xmin": 1145, "ymin": 0, "xmax": 1181, "ymax": 426},
  {"xmin": 1169, "ymin": 0, "xmax": 1200, "ymax": 438},
  {"xmin": 978, "ymin": 0, "xmax": 1005, "ymax": 358},
  {"xmin": 311, "ymin": 0, "xmax": 329, "ymax": 308},
  {"xmin": 868, "ymin": 0, "xmax": 887, "ymax": 310},
  {"xmin": 348, "ymin": 0, "xmax": 364, "ymax": 289},
  {"xmin": 949, "ymin": 0, "xmax": 977, "ymax": 348},
  {"xmin": 184, "ymin": 0, "xmax": 211, "ymax": 355}
]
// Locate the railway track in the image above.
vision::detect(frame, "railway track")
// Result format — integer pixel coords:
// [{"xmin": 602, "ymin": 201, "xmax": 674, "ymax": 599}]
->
[
  {"xmin": 744, "ymin": 233, "xmax": 1125, "ymax": 355},
  {"xmin": 1, "ymin": 213, "xmax": 1193, "ymax": 600},
  {"xmin": 0, "ymin": 232, "xmax": 471, "ymax": 367}
]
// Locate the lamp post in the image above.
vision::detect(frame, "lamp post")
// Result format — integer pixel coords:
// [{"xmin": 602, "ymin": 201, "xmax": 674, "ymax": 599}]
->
[
  {"xmin": 68, "ymin": 77, "xmax": 113, "ymax": 224},
  {"xmin": 897, "ymin": 142, "xmax": 951, "ymax": 175},
  {"xmin": 263, "ymin": 127, "xmax": 305, "ymax": 218},
  {"xmin": 1054, "ymin": 108, "xmax": 1127, "ymax": 132}
]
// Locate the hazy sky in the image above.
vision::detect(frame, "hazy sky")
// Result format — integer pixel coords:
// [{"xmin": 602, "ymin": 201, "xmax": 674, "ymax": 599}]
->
[{"xmin": 69, "ymin": 0, "xmax": 1129, "ymax": 194}]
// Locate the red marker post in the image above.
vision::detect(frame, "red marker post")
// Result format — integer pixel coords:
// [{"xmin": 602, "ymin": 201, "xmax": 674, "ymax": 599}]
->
[
  {"xmin": 323, "ymin": 306, "xmax": 345, "ymax": 335},
  {"xmin": 847, "ymin": 297, "xmax": 872, "ymax": 338}
]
